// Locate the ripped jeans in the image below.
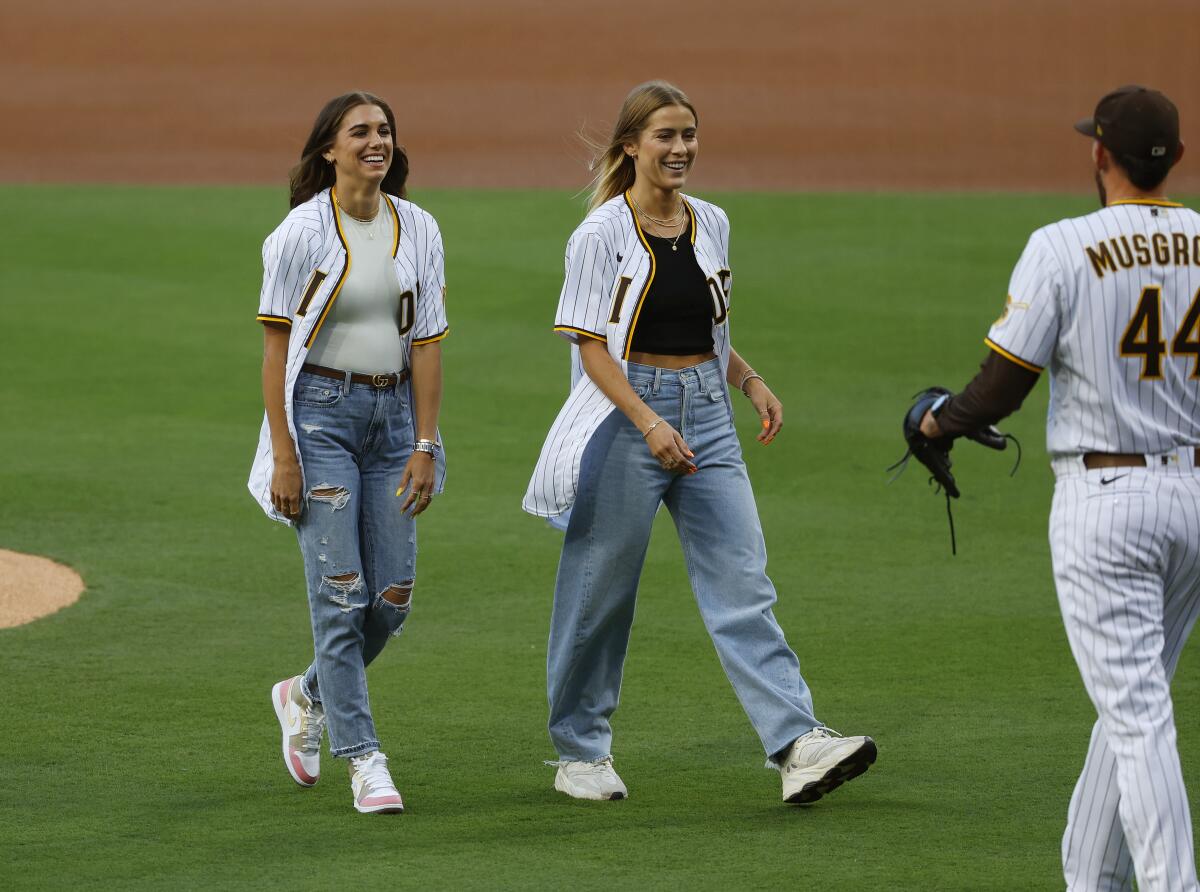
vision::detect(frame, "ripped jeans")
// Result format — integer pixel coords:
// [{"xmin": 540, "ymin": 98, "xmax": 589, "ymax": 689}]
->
[{"xmin": 292, "ymin": 370, "xmax": 416, "ymax": 758}]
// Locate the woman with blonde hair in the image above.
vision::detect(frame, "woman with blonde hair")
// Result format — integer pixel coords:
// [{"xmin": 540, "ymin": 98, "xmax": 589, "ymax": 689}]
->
[
  {"xmin": 525, "ymin": 81, "xmax": 876, "ymax": 804},
  {"xmin": 250, "ymin": 91, "xmax": 449, "ymax": 814}
]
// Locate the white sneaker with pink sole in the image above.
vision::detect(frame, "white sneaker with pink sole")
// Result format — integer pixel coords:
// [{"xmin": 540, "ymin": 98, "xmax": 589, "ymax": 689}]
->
[
  {"xmin": 271, "ymin": 676, "xmax": 325, "ymax": 787},
  {"xmin": 349, "ymin": 751, "xmax": 405, "ymax": 814}
]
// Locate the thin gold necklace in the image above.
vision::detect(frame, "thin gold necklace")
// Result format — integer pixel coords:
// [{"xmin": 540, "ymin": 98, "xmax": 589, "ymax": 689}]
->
[
  {"xmin": 668, "ymin": 222, "xmax": 686, "ymax": 252},
  {"xmin": 630, "ymin": 195, "xmax": 687, "ymax": 250},
  {"xmin": 652, "ymin": 218, "xmax": 691, "ymax": 253},
  {"xmin": 334, "ymin": 193, "xmax": 382, "ymax": 239},
  {"xmin": 334, "ymin": 193, "xmax": 380, "ymax": 224},
  {"xmin": 630, "ymin": 194, "xmax": 685, "ymax": 227}
]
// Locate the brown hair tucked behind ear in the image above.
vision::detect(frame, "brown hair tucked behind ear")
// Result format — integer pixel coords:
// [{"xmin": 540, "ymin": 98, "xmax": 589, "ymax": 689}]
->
[
  {"xmin": 288, "ymin": 92, "xmax": 409, "ymax": 208},
  {"xmin": 586, "ymin": 81, "xmax": 697, "ymax": 212}
]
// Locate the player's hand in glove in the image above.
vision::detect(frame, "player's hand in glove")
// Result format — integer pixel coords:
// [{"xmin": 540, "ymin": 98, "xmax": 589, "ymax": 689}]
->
[
  {"xmin": 893, "ymin": 386, "xmax": 1012, "ymax": 497},
  {"xmin": 897, "ymin": 386, "xmax": 963, "ymax": 497},
  {"xmin": 888, "ymin": 386, "xmax": 1019, "ymax": 554}
]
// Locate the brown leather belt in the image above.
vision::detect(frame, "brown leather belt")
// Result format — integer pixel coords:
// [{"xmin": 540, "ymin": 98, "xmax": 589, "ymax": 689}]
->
[
  {"xmin": 1084, "ymin": 449, "xmax": 1200, "ymax": 469},
  {"xmin": 301, "ymin": 363, "xmax": 409, "ymax": 389}
]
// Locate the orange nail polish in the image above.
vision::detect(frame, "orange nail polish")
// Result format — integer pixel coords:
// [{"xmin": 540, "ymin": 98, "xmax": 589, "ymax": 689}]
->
[{"xmin": 762, "ymin": 419, "xmax": 770, "ymax": 429}]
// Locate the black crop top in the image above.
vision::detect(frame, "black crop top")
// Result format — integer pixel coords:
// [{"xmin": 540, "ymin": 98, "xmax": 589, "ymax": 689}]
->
[{"xmin": 628, "ymin": 232, "xmax": 715, "ymax": 355}]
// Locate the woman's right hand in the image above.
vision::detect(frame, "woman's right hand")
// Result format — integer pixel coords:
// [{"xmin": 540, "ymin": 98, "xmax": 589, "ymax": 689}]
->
[
  {"xmin": 271, "ymin": 455, "xmax": 303, "ymax": 519},
  {"xmin": 643, "ymin": 420, "xmax": 697, "ymax": 474}
]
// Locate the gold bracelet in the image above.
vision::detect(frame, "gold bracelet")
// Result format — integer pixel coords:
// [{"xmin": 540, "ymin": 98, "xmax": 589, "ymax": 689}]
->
[
  {"xmin": 739, "ymin": 372, "xmax": 765, "ymax": 395},
  {"xmin": 642, "ymin": 419, "xmax": 664, "ymax": 439}
]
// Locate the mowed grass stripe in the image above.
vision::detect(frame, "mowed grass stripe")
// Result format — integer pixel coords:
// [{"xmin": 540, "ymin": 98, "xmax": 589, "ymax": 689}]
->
[{"xmin": 0, "ymin": 185, "xmax": 1195, "ymax": 890}]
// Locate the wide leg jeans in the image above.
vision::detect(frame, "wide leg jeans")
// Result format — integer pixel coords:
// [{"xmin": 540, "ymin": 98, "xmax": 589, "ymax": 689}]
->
[{"xmin": 547, "ymin": 359, "xmax": 820, "ymax": 762}]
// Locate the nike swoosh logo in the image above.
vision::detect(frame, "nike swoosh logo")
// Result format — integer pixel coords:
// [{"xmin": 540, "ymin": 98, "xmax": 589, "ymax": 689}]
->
[{"xmin": 1100, "ymin": 474, "xmax": 1127, "ymax": 485}]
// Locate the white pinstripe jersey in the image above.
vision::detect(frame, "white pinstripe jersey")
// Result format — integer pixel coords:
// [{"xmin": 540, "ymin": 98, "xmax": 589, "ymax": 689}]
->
[
  {"xmin": 523, "ymin": 192, "xmax": 733, "ymax": 519},
  {"xmin": 986, "ymin": 199, "xmax": 1200, "ymax": 456},
  {"xmin": 247, "ymin": 187, "xmax": 449, "ymax": 524}
]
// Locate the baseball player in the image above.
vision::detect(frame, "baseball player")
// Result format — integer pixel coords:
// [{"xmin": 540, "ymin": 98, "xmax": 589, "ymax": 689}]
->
[
  {"xmin": 249, "ymin": 91, "xmax": 448, "ymax": 815},
  {"xmin": 918, "ymin": 86, "xmax": 1199, "ymax": 890}
]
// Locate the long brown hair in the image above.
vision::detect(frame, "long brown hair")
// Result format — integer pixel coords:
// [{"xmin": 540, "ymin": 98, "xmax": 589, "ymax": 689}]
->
[
  {"xmin": 586, "ymin": 81, "xmax": 698, "ymax": 211},
  {"xmin": 288, "ymin": 92, "xmax": 410, "ymax": 208}
]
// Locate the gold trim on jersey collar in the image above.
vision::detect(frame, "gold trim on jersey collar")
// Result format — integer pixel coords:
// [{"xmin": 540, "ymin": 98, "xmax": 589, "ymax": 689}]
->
[{"xmin": 1108, "ymin": 199, "xmax": 1184, "ymax": 208}]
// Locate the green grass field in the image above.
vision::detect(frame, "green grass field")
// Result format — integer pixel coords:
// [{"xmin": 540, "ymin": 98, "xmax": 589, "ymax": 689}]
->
[{"xmin": 1, "ymin": 185, "xmax": 1196, "ymax": 890}]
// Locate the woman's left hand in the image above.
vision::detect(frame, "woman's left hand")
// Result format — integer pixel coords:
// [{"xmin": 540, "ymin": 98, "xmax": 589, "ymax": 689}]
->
[
  {"xmin": 398, "ymin": 452, "xmax": 437, "ymax": 517},
  {"xmin": 745, "ymin": 379, "xmax": 783, "ymax": 444}
]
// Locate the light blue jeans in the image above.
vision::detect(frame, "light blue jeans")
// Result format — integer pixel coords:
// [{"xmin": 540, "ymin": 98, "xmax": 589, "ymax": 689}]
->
[
  {"xmin": 547, "ymin": 359, "xmax": 819, "ymax": 762},
  {"xmin": 291, "ymin": 370, "xmax": 416, "ymax": 758}
]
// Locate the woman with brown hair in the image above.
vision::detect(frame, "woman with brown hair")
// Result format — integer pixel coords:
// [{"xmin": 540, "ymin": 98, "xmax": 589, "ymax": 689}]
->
[
  {"xmin": 525, "ymin": 81, "xmax": 876, "ymax": 804},
  {"xmin": 249, "ymin": 91, "xmax": 449, "ymax": 814}
]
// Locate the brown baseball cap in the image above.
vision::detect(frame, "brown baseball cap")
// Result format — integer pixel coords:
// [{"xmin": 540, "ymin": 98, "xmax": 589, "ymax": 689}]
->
[{"xmin": 1074, "ymin": 85, "xmax": 1180, "ymax": 162}]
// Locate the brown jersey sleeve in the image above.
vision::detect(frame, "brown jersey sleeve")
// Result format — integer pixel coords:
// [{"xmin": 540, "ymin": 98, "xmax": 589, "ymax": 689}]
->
[{"xmin": 935, "ymin": 349, "xmax": 1041, "ymax": 438}]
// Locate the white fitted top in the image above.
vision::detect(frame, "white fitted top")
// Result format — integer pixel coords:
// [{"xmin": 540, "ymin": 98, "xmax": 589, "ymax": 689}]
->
[{"xmin": 306, "ymin": 197, "xmax": 404, "ymax": 374}]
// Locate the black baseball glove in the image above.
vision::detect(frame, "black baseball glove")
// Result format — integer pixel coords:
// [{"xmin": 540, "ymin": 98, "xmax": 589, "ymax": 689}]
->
[{"xmin": 887, "ymin": 387, "xmax": 1017, "ymax": 553}]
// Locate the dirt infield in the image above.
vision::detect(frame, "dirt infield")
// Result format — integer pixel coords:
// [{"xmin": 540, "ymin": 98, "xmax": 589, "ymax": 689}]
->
[
  {"xmin": 2, "ymin": 0, "xmax": 1198, "ymax": 193},
  {"xmin": 0, "ymin": 550, "xmax": 84, "ymax": 629}
]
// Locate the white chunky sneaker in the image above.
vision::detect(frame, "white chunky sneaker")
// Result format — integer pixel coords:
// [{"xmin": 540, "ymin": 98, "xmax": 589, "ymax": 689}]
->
[
  {"xmin": 780, "ymin": 727, "xmax": 877, "ymax": 805},
  {"xmin": 349, "ymin": 751, "xmax": 405, "ymax": 814},
  {"xmin": 553, "ymin": 757, "xmax": 628, "ymax": 801},
  {"xmin": 271, "ymin": 676, "xmax": 325, "ymax": 787}
]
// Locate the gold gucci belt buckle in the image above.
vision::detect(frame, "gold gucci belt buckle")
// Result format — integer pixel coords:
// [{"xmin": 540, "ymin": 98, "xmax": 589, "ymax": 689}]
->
[{"xmin": 371, "ymin": 374, "xmax": 392, "ymax": 388}]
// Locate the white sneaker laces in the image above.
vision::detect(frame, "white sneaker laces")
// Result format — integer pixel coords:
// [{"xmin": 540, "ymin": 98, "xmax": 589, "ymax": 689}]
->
[
  {"xmin": 301, "ymin": 706, "xmax": 326, "ymax": 752},
  {"xmin": 544, "ymin": 756, "xmax": 614, "ymax": 774},
  {"xmin": 353, "ymin": 753, "xmax": 395, "ymax": 792},
  {"xmin": 576, "ymin": 757, "xmax": 614, "ymax": 777},
  {"xmin": 784, "ymin": 727, "xmax": 843, "ymax": 768}
]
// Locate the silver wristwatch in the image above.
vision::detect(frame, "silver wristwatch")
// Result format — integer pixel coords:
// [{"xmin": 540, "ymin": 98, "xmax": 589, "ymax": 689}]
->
[{"xmin": 413, "ymin": 439, "xmax": 440, "ymax": 456}]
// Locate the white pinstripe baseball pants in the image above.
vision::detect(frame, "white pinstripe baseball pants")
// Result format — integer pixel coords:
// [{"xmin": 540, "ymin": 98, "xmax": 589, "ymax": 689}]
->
[{"xmin": 1050, "ymin": 450, "xmax": 1200, "ymax": 892}]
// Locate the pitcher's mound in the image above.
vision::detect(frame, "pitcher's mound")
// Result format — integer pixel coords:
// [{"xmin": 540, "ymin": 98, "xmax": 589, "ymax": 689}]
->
[{"xmin": 0, "ymin": 549, "xmax": 85, "ymax": 629}]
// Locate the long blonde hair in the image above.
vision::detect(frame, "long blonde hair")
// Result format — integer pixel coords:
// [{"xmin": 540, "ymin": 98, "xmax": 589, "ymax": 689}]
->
[{"xmin": 586, "ymin": 81, "xmax": 698, "ymax": 211}]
